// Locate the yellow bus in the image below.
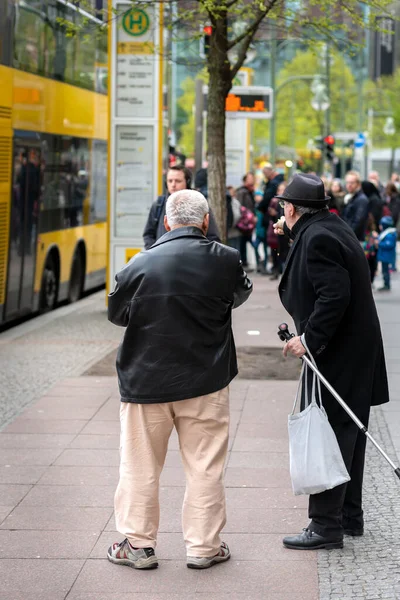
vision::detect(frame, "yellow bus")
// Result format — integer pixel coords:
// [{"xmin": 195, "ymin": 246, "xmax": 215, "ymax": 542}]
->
[{"xmin": 0, "ymin": 0, "xmax": 108, "ymax": 324}]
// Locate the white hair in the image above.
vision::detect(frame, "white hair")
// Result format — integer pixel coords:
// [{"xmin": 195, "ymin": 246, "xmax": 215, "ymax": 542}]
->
[{"xmin": 166, "ymin": 189, "xmax": 209, "ymax": 227}]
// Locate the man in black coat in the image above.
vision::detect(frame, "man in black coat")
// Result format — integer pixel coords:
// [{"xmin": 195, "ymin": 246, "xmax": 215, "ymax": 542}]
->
[
  {"xmin": 258, "ymin": 163, "xmax": 284, "ymax": 227},
  {"xmin": 275, "ymin": 173, "xmax": 389, "ymax": 550},
  {"xmin": 142, "ymin": 165, "xmax": 220, "ymax": 249},
  {"xmin": 108, "ymin": 189, "xmax": 252, "ymax": 570},
  {"xmin": 342, "ymin": 171, "xmax": 369, "ymax": 240}
]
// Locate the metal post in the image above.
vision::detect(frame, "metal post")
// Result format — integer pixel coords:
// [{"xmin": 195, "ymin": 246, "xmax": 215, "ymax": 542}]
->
[
  {"xmin": 194, "ymin": 78, "xmax": 204, "ymax": 175},
  {"xmin": 367, "ymin": 108, "xmax": 373, "ymax": 175},
  {"xmin": 269, "ymin": 24, "xmax": 277, "ymax": 165}
]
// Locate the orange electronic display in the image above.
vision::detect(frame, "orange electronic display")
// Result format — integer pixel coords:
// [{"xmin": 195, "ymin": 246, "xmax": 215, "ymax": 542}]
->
[{"xmin": 224, "ymin": 86, "xmax": 273, "ymax": 119}]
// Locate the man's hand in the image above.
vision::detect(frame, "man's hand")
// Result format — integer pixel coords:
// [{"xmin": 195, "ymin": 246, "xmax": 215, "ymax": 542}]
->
[
  {"xmin": 273, "ymin": 216, "xmax": 286, "ymax": 236},
  {"xmin": 283, "ymin": 336, "xmax": 306, "ymax": 358}
]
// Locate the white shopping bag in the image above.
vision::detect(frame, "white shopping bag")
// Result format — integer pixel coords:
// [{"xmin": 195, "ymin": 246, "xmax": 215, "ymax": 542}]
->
[{"xmin": 288, "ymin": 359, "xmax": 350, "ymax": 496}]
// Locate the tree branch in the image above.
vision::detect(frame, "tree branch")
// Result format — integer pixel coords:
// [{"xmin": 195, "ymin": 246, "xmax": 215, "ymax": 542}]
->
[{"xmin": 227, "ymin": 0, "xmax": 278, "ymax": 51}]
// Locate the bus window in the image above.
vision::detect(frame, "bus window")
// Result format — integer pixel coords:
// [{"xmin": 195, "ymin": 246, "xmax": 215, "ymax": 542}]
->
[{"xmin": 14, "ymin": 1, "xmax": 47, "ymax": 75}]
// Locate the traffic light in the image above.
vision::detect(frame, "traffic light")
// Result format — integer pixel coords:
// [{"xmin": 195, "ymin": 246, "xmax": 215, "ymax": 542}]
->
[
  {"xmin": 324, "ymin": 135, "xmax": 335, "ymax": 161},
  {"xmin": 200, "ymin": 25, "xmax": 212, "ymax": 58}
]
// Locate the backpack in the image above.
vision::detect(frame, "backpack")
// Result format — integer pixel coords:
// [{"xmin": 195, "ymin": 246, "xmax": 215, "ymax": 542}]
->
[
  {"xmin": 236, "ymin": 206, "xmax": 256, "ymax": 234},
  {"xmin": 154, "ymin": 195, "xmax": 166, "ymax": 225}
]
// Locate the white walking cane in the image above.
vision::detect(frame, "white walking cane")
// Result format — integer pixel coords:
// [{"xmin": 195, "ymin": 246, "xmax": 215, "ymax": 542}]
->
[{"xmin": 277, "ymin": 323, "xmax": 400, "ymax": 481}]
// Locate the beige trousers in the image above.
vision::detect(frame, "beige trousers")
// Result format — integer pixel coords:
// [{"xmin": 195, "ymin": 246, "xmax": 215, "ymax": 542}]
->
[{"xmin": 114, "ymin": 387, "xmax": 229, "ymax": 557}]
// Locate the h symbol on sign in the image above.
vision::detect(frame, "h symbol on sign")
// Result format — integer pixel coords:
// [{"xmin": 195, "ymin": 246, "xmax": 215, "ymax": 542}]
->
[{"xmin": 129, "ymin": 12, "xmax": 144, "ymax": 33}]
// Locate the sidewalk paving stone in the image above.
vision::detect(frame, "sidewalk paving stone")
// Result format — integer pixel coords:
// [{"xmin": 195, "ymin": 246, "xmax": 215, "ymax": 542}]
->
[
  {"xmin": 0, "ymin": 505, "xmax": 113, "ymax": 531},
  {"xmin": 0, "ymin": 465, "xmax": 47, "ymax": 485},
  {"xmin": 37, "ymin": 466, "xmax": 119, "ymax": 487},
  {"xmin": 0, "ymin": 530, "xmax": 100, "ymax": 559},
  {"xmin": 0, "ymin": 558, "xmax": 84, "ymax": 600},
  {"xmin": 19, "ymin": 484, "xmax": 115, "ymax": 508},
  {"xmin": 0, "ymin": 433, "xmax": 76, "ymax": 448},
  {"xmin": 0, "ymin": 484, "xmax": 31, "ymax": 506},
  {"xmin": 3, "ymin": 419, "xmax": 88, "ymax": 434},
  {"xmin": 0, "ymin": 447, "xmax": 64, "ymax": 466},
  {"xmin": 225, "ymin": 466, "xmax": 292, "ymax": 488},
  {"xmin": 70, "ymin": 558, "xmax": 317, "ymax": 597}
]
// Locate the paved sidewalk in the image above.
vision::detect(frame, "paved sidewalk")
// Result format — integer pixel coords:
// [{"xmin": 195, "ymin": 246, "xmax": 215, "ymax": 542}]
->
[{"xmin": 0, "ymin": 271, "xmax": 399, "ymax": 599}]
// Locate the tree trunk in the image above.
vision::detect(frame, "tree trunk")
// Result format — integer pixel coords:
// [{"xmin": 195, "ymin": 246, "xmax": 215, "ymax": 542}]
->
[{"xmin": 206, "ymin": 15, "xmax": 232, "ymax": 243}]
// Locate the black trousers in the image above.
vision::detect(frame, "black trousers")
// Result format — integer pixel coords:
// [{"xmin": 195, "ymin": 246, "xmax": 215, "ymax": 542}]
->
[{"xmin": 308, "ymin": 410, "xmax": 370, "ymax": 537}]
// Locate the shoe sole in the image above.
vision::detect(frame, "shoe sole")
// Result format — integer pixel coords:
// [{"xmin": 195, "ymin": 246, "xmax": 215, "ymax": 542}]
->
[
  {"xmin": 187, "ymin": 553, "xmax": 231, "ymax": 569},
  {"xmin": 283, "ymin": 541, "xmax": 343, "ymax": 550},
  {"xmin": 107, "ymin": 554, "xmax": 159, "ymax": 569}
]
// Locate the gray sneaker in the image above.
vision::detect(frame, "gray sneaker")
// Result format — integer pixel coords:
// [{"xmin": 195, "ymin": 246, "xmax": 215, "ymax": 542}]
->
[
  {"xmin": 187, "ymin": 541, "xmax": 231, "ymax": 569},
  {"xmin": 107, "ymin": 538, "xmax": 158, "ymax": 569}
]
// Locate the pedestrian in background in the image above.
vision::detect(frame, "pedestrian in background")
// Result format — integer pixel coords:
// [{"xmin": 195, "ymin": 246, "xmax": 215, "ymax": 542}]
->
[
  {"xmin": 253, "ymin": 190, "xmax": 268, "ymax": 274},
  {"xmin": 143, "ymin": 166, "xmax": 220, "ymax": 249},
  {"xmin": 377, "ymin": 216, "xmax": 397, "ymax": 292},
  {"xmin": 368, "ymin": 170, "xmax": 385, "ymax": 200},
  {"xmin": 362, "ymin": 213, "xmax": 379, "ymax": 284},
  {"xmin": 329, "ymin": 179, "xmax": 345, "ymax": 214},
  {"xmin": 342, "ymin": 171, "xmax": 369, "ymax": 241},
  {"xmin": 266, "ymin": 195, "xmax": 281, "ymax": 279},
  {"xmin": 236, "ymin": 172, "xmax": 256, "ymax": 267},
  {"xmin": 361, "ymin": 181, "xmax": 383, "ymax": 231},
  {"xmin": 385, "ymin": 182, "xmax": 400, "ymax": 228},
  {"xmin": 226, "ymin": 186, "xmax": 242, "ymax": 251},
  {"xmin": 258, "ymin": 163, "xmax": 284, "ymax": 229},
  {"xmin": 108, "ymin": 189, "xmax": 252, "ymax": 570},
  {"xmin": 274, "ymin": 173, "xmax": 389, "ymax": 550}
]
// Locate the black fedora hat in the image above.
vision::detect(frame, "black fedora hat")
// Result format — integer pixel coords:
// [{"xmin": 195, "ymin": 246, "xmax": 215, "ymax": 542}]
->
[{"xmin": 276, "ymin": 173, "xmax": 330, "ymax": 208}]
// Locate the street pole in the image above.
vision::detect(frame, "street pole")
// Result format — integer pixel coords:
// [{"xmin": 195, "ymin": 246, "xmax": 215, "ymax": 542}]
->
[
  {"xmin": 325, "ymin": 41, "xmax": 331, "ymax": 175},
  {"xmin": 194, "ymin": 78, "xmax": 204, "ymax": 175},
  {"xmin": 269, "ymin": 26, "xmax": 277, "ymax": 165}
]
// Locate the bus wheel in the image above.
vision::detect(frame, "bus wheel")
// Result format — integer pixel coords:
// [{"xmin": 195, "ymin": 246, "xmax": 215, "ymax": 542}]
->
[
  {"xmin": 68, "ymin": 250, "xmax": 84, "ymax": 303},
  {"xmin": 40, "ymin": 255, "xmax": 58, "ymax": 312}
]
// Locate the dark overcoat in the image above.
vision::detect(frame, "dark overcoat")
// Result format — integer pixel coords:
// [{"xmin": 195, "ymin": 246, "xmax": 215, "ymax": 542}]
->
[
  {"xmin": 279, "ymin": 210, "xmax": 389, "ymax": 425},
  {"xmin": 108, "ymin": 226, "xmax": 252, "ymax": 403}
]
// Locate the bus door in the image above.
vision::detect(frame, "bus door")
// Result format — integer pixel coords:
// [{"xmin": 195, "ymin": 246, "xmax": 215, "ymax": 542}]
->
[{"xmin": 5, "ymin": 135, "xmax": 41, "ymax": 318}]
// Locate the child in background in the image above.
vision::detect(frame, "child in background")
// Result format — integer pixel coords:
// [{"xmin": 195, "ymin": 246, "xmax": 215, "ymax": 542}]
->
[
  {"xmin": 253, "ymin": 190, "xmax": 268, "ymax": 274},
  {"xmin": 363, "ymin": 213, "xmax": 379, "ymax": 284},
  {"xmin": 377, "ymin": 216, "xmax": 397, "ymax": 291}
]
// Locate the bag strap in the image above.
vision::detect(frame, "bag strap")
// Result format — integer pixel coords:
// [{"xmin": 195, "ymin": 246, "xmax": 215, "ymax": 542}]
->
[
  {"xmin": 291, "ymin": 338, "xmax": 323, "ymax": 414},
  {"xmin": 301, "ymin": 336, "xmax": 323, "ymax": 409},
  {"xmin": 154, "ymin": 195, "xmax": 166, "ymax": 225},
  {"xmin": 292, "ymin": 361, "xmax": 306, "ymax": 415}
]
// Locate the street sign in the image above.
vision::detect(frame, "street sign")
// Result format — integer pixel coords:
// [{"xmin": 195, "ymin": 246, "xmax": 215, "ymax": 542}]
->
[
  {"xmin": 108, "ymin": 1, "xmax": 166, "ymax": 291},
  {"xmin": 354, "ymin": 133, "xmax": 366, "ymax": 148}
]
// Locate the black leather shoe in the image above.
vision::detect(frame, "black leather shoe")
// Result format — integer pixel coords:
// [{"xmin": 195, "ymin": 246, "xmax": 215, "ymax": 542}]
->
[
  {"xmin": 343, "ymin": 528, "xmax": 364, "ymax": 537},
  {"xmin": 283, "ymin": 528, "xmax": 343, "ymax": 550}
]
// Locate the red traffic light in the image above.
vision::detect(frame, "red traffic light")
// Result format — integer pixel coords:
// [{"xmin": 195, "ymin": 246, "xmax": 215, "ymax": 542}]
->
[
  {"xmin": 203, "ymin": 25, "xmax": 213, "ymax": 36},
  {"xmin": 324, "ymin": 135, "xmax": 335, "ymax": 146}
]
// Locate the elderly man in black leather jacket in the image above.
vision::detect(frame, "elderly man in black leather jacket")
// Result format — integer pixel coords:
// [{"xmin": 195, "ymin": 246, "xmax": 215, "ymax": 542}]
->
[{"xmin": 107, "ymin": 189, "xmax": 252, "ymax": 572}]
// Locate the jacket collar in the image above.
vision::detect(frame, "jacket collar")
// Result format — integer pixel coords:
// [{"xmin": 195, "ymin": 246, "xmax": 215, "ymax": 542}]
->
[
  {"xmin": 279, "ymin": 210, "xmax": 330, "ymax": 294},
  {"xmin": 151, "ymin": 226, "xmax": 206, "ymax": 248}
]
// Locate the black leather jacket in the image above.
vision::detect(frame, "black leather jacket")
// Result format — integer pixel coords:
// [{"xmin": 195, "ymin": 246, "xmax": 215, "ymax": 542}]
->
[{"xmin": 108, "ymin": 227, "xmax": 253, "ymax": 403}]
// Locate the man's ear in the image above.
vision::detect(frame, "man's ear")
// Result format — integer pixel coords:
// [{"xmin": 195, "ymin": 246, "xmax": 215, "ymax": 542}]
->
[
  {"xmin": 202, "ymin": 213, "xmax": 210, "ymax": 234},
  {"xmin": 164, "ymin": 215, "xmax": 171, "ymax": 232}
]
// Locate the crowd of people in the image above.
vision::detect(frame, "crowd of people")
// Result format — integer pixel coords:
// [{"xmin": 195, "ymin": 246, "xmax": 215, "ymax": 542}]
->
[
  {"xmin": 226, "ymin": 166, "xmax": 400, "ymax": 292},
  {"xmin": 142, "ymin": 163, "xmax": 399, "ymax": 292}
]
